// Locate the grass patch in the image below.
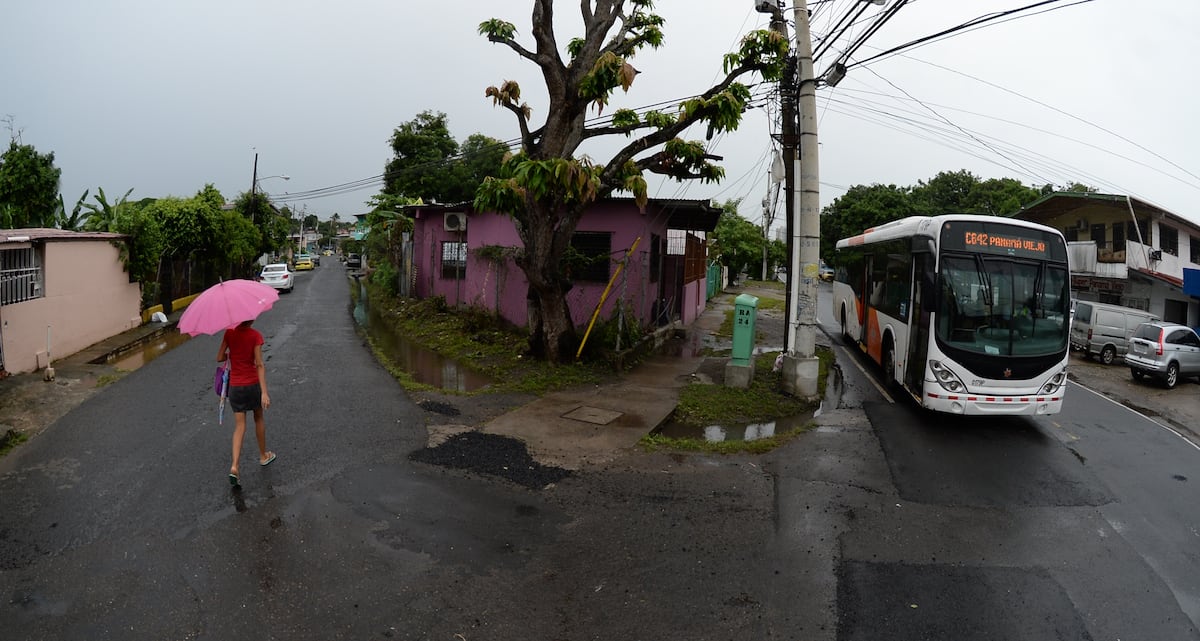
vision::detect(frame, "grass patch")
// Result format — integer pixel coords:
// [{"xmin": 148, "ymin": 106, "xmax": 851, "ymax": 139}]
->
[
  {"xmin": 359, "ymin": 283, "xmax": 612, "ymax": 395},
  {"xmin": 716, "ymin": 290, "xmax": 785, "ymax": 339},
  {"xmin": 755, "ymin": 296, "xmax": 786, "ymax": 312},
  {"xmin": 640, "ymin": 424, "xmax": 815, "ymax": 455},
  {"xmin": 97, "ymin": 371, "xmax": 127, "ymax": 387},
  {"xmin": 0, "ymin": 429, "xmax": 28, "ymax": 457},
  {"xmin": 640, "ymin": 346, "xmax": 834, "ymax": 454},
  {"xmin": 743, "ymin": 279, "xmax": 785, "ymax": 291},
  {"xmin": 674, "ymin": 349, "xmax": 830, "ymax": 425}
]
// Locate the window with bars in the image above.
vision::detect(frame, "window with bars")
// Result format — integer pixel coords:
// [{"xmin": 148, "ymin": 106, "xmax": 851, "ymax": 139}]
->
[
  {"xmin": 569, "ymin": 231, "xmax": 612, "ymax": 283},
  {"xmin": 649, "ymin": 234, "xmax": 662, "ymax": 283},
  {"xmin": 1128, "ymin": 220, "xmax": 1150, "ymax": 246},
  {"xmin": 441, "ymin": 241, "xmax": 467, "ymax": 279},
  {"xmin": 1191, "ymin": 235, "xmax": 1200, "ymax": 265},
  {"xmin": 1160, "ymin": 225, "xmax": 1179, "ymax": 257},
  {"xmin": 1, "ymin": 246, "xmax": 44, "ymax": 305}
]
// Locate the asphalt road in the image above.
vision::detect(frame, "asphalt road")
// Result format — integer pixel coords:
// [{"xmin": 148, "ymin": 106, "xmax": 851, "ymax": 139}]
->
[
  {"xmin": 809, "ymin": 288, "xmax": 1200, "ymax": 640},
  {"xmin": 4, "ymin": 269, "xmax": 1200, "ymax": 640},
  {"xmin": 0, "ymin": 264, "xmax": 797, "ymax": 640}
]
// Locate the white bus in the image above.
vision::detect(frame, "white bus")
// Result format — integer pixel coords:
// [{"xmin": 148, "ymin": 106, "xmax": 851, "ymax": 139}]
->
[{"xmin": 833, "ymin": 214, "xmax": 1071, "ymax": 415}]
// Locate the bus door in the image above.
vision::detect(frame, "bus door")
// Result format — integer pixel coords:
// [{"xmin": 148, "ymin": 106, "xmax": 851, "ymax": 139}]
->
[{"xmin": 905, "ymin": 252, "xmax": 933, "ymax": 393}]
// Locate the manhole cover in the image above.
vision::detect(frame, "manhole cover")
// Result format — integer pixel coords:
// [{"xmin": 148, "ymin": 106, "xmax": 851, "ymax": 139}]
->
[{"xmin": 562, "ymin": 406, "xmax": 622, "ymax": 425}]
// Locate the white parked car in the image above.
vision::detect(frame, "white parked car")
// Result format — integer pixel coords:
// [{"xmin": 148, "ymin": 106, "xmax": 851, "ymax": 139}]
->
[{"xmin": 258, "ymin": 263, "xmax": 294, "ymax": 293}]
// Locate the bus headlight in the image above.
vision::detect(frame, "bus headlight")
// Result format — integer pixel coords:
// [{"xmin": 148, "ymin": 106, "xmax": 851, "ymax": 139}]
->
[
  {"xmin": 929, "ymin": 360, "xmax": 966, "ymax": 392},
  {"xmin": 1040, "ymin": 371, "xmax": 1067, "ymax": 395}
]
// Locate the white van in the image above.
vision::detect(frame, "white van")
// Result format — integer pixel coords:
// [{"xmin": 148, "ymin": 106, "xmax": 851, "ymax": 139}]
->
[{"xmin": 1070, "ymin": 300, "xmax": 1159, "ymax": 365}]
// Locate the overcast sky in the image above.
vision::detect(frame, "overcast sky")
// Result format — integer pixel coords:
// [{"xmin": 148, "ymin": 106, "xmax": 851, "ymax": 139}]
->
[{"xmin": 5, "ymin": 1, "xmax": 1198, "ymax": 232}]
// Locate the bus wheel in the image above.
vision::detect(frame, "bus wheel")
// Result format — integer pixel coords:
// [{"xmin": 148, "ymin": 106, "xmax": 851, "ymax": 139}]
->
[
  {"xmin": 1100, "ymin": 345, "xmax": 1116, "ymax": 365},
  {"xmin": 840, "ymin": 307, "xmax": 849, "ymax": 341},
  {"xmin": 882, "ymin": 342, "xmax": 897, "ymax": 389}
]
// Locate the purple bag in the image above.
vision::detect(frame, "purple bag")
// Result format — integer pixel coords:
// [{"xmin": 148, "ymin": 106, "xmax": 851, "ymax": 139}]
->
[{"xmin": 214, "ymin": 364, "xmax": 229, "ymax": 396}]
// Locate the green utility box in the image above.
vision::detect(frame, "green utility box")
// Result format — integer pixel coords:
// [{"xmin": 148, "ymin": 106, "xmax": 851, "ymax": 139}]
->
[{"xmin": 730, "ymin": 294, "xmax": 759, "ymax": 366}]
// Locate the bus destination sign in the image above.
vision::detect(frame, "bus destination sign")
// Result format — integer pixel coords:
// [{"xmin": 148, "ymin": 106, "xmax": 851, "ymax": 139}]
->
[
  {"xmin": 942, "ymin": 221, "xmax": 1065, "ymax": 261},
  {"xmin": 962, "ymin": 231, "xmax": 1046, "ymax": 254}
]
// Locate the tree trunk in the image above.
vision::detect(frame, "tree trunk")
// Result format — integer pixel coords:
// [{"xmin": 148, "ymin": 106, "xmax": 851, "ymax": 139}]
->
[
  {"xmin": 517, "ymin": 202, "xmax": 581, "ymax": 363},
  {"xmin": 524, "ymin": 280, "xmax": 575, "ymax": 362}
]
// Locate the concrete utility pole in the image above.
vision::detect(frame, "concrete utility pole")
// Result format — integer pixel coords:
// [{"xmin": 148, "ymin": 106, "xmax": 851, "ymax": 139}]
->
[{"xmin": 780, "ymin": 0, "xmax": 821, "ymax": 398}]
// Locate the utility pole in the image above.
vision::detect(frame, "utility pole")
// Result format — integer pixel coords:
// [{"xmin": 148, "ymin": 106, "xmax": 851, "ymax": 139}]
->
[
  {"xmin": 250, "ymin": 152, "xmax": 259, "ymax": 227},
  {"xmin": 780, "ymin": 0, "xmax": 820, "ymax": 398},
  {"xmin": 765, "ymin": 3, "xmax": 797, "ymax": 331}
]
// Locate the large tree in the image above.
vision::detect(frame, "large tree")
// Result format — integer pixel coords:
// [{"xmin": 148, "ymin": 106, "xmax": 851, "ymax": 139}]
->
[
  {"xmin": 0, "ymin": 140, "xmax": 61, "ymax": 229},
  {"xmin": 474, "ymin": 1, "xmax": 786, "ymax": 361},
  {"xmin": 709, "ymin": 199, "xmax": 767, "ymax": 282},
  {"xmin": 383, "ymin": 111, "xmax": 506, "ymax": 204},
  {"xmin": 232, "ymin": 191, "xmax": 288, "ymax": 257},
  {"xmin": 820, "ymin": 183, "xmax": 922, "ymax": 262}
]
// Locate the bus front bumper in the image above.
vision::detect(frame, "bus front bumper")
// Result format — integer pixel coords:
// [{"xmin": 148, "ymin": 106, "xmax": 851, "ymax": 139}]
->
[{"xmin": 923, "ymin": 390, "xmax": 1064, "ymax": 416}]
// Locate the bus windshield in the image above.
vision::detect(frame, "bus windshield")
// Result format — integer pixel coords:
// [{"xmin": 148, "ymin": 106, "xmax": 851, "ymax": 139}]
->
[{"xmin": 936, "ymin": 254, "xmax": 1069, "ymax": 357}]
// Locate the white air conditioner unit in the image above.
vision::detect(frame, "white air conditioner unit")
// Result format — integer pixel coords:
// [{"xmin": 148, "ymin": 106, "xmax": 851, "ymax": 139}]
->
[{"xmin": 444, "ymin": 211, "xmax": 467, "ymax": 232}]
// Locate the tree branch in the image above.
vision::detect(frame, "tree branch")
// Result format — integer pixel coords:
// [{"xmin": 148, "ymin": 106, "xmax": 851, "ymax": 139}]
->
[
  {"xmin": 597, "ymin": 61, "xmax": 762, "ymax": 187},
  {"xmin": 490, "ymin": 37, "xmax": 538, "ymax": 63},
  {"xmin": 581, "ymin": 121, "xmax": 656, "ymax": 140}
]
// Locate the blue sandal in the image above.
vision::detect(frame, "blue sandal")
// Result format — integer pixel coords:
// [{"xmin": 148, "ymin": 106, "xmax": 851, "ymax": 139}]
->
[{"xmin": 229, "ymin": 472, "xmax": 240, "ymax": 486}]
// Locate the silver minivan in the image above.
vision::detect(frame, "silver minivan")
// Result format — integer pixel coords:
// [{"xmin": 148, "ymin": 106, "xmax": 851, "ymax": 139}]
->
[
  {"xmin": 1070, "ymin": 301, "xmax": 1159, "ymax": 365},
  {"xmin": 1125, "ymin": 322, "xmax": 1200, "ymax": 388}
]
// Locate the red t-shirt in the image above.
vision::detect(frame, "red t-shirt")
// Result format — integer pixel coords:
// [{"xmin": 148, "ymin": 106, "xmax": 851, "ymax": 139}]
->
[{"xmin": 224, "ymin": 326, "xmax": 265, "ymax": 386}]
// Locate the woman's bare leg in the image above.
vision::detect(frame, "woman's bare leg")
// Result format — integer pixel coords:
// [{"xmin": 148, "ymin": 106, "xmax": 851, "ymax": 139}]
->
[{"xmin": 231, "ymin": 412, "xmax": 247, "ymax": 477}]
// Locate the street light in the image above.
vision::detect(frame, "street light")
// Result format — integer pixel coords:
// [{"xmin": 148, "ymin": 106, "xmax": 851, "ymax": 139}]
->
[{"xmin": 258, "ymin": 175, "xmax": 290, "ymax": 187}]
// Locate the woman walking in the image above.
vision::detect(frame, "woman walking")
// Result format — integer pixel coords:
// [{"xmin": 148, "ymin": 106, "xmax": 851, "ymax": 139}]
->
[{"xmin": 217, "ymin": 319, "xmax": 275, "ymax": 486}]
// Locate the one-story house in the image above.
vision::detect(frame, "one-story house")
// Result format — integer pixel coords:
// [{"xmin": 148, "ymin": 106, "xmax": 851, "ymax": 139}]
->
[
  {"xmin": 400, "ymin": 198, "xmax": 721, "ymax": 332},
  {"xmin": 0, "ymin": 228, "xmax": 142, "ymax": 375}
]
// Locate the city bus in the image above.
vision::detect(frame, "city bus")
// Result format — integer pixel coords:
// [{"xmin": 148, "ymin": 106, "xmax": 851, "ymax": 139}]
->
[{"xmin": 832, "ymin": 214, "xmax": 1071, "ymax": 415}]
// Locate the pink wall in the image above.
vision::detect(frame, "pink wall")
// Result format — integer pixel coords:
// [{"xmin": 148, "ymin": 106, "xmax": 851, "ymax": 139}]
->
[
  {"xmin": 411, "ymin": 203, "xmax": 672, "ymax": 330},
  {"xmin": 2, "ymin": 240, "xmax": 141, "ymax": 374},
  {"xmin": 680, "ymin": 278, "xmax": 705, "ymax": 325}
]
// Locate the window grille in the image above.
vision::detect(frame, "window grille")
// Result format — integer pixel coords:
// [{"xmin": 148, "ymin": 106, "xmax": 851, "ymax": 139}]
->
[
  {"xmin": 1160, "ymin": 225, "xmax": 1179, "ymax": 257},
  {"xmin": 441, "ymin": 241, "xmax": 467, "ymax": 280},
  {"xmin": 1191, "ymin": 235, "xmax": 1200, "ymax": 265},
  {"xmin": 0, "ymin": 246, "xmax": 44, "ymax": 305},
  {"xmin": 649, "ymin": 234, "xmax": 662, "ymax": 283},
  {"xmin": 569, "ymin": 232, "xmax": 612, "ymax": 283}
]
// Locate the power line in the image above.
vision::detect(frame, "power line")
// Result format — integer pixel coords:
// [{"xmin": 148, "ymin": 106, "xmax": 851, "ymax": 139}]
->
[
  {"xmin": 887, "ymin": 53, "xmax": 1200, "ymax": 186},
  {"xmin": 832, "ymin": 86, "xmax": 1200, "ymax": 193},
  {"xmin": 847, "ymin": 0, "xmax": 1094, "ymax": 69}
]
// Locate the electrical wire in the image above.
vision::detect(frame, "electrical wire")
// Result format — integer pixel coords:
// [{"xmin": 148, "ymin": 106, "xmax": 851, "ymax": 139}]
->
[
  {"xmin": 831, "ymin": 86, "xmax": 1200, "ymax": 193},
  {"xmin": 847, "ymin": 0, "xmax": 1093, "ymax": 69}
]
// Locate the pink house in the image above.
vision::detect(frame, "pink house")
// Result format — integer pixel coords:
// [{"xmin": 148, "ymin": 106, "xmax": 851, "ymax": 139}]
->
[
  {"xmin": 0, "ymin": 229, "xmax": 142, "ymax": 375},
  {"xmin": 404, "ymin": 198, "xmax": 720, "ymax": 332}
]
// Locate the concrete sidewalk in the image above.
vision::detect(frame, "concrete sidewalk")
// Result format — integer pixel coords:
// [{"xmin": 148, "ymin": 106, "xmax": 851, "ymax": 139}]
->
[
  {"xmin": 443, "ymin": 290, "xmax": 766, "ymax": 470},
  {"xmin": 417, "ymin": 308, "xmax": 723, "ymax": 470}
]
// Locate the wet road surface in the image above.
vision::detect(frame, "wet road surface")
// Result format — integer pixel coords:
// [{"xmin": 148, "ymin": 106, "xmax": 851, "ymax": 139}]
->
[{"xmin": 3, "ymin": 273, "xmax": 1200, "ymax": 640}]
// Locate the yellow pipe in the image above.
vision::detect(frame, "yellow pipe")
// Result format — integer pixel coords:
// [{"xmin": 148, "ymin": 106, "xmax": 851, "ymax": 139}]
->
[{"xmin": 577, "ymin": 236, "xmax": 642, "ymax": 360}]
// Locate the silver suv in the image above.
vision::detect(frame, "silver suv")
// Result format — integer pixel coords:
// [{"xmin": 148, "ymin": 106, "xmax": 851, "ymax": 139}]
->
[{"xmin": 1125, "ymin": 322, "xmax": 1200, "ymax": 389}]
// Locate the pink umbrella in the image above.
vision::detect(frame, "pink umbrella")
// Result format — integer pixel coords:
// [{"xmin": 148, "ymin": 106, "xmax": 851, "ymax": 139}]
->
[{"xmin": 178, "ymin": 279, "xmax": 280, "ymax": 336}]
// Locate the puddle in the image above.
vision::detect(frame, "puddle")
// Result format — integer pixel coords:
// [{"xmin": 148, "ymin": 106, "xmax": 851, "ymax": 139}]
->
[
  {"xmin": 655, "ymin": 412, "xmax": 815, "ymax": 442},
  {"xmin": 352, "ymin": 280, "xmax": 492, "ymax": 392},
  {"xmin": 104, "ymin": 330, "xmax": 191, "ymax": 371}
]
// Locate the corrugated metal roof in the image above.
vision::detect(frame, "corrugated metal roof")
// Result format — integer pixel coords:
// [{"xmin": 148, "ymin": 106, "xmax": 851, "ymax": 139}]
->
[{"xmin": 1, "ymin": 228, "xmax": 128, "ymax": 243}]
